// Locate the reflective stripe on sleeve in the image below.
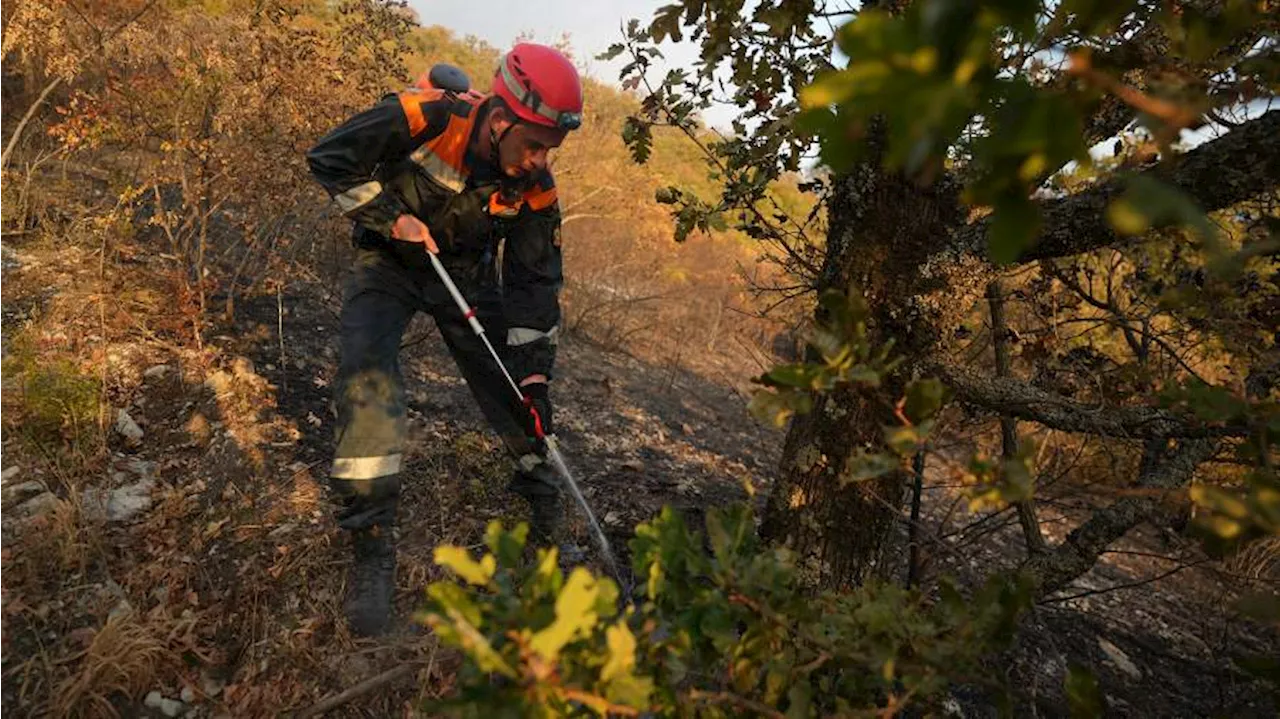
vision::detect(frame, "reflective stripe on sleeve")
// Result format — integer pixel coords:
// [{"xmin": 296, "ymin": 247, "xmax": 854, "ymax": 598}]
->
[
  {"xmin": 331, "ymin": 453, "xmax": 403, "ymax": 480},
  {"xmin": 334, "ymin": 181, "xmax": 384, "ymax": 214},
  {"xmin": 409, "ymin": 146, "xmax": 465, "ymax": 192},
  {"xmin": 507, "ymin": 325, "xmax": 559, "ymax": 346}
]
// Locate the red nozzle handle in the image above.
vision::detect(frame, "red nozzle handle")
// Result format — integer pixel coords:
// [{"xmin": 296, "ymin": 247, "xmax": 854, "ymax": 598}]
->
[{"xmin": 522, "ymin": 394, "xmax": 546, "ymax": 440}]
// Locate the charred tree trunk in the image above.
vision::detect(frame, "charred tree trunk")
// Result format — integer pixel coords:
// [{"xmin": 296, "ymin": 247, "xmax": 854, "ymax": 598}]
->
[{"xmin": 760, "ymin": 144, "xmax": 962, "ymax": 586}]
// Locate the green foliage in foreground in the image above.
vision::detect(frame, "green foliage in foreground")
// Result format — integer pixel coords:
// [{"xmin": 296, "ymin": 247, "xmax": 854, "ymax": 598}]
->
[{"xmin": 423, "ymin": 507, "xmax": 1033, "ymax": 717}]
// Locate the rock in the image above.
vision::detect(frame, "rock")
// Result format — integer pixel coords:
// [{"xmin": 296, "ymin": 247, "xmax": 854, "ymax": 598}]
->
[
  {"xmin": 143, "ymin": 364, "xmax": 171, "ymax": 380},
  {"xmin": 604, "ymin": 511, "xmax": 621, "ymax": 526},
  {"xmin": 144, "ymin": 691, "xmax": 185, "ymax": 717},
  {"xmin": 108, "ymin": 599, "xmax": 134, "ymax": 621},
  {"xmin": 1, "ymin": 465, "xmax": 20, "ymax": 483},
  {"xmin": 621, "ymin": 459, "xmax": 644, "ymax": 472},
  {"xmin": 1098, "ymin": 638, "xmax": 1142, "ymax": 681},
  {"xmin": 13, "ymin": 492, "xmax": 60, "ymax": 518},
  {"xmin": 180, "ymin": 685, "xmax": 196, "ymax": 704},
  {"xmin": 199, "ymin": 672, "xmax": 225, "ymax": 698},
  {"xmin": 267, "ymin": 523, "xmax": 296, "ymax": 539},
  {"xmin": 680, "ymin": 423, "xmax": 695, "ymax": 436},
  {"xmin": 113, "ymin": 456, "xmax": 158, "ymax": 481},
  {"xmin": 82, "ymin": 478, "xmax": 155, "ymax": 522},
  {"xmin": 3, "ymin": 480, "xmax": 46, "ymax": 505},
  {"xmin": 114, "ymin": 409, "xmax": 144, "ymax": 447}
]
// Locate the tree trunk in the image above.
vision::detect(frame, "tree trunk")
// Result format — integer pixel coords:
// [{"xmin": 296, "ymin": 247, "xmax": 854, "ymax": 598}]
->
[
  {"xmin": 760, "ymin": 145, "xmax": 962, "ymax": 586},
  {"xmin": 0, "ymin": 76, "xmax": 61, "ymax": 171},
  {"xmin": 988, "ymin": 279, "xmax": 1047, "ymax": 555}
]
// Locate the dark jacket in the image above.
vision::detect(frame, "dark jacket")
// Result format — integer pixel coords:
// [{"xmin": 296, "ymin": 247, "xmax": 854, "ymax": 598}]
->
[{"xmin": 306, "ymin": 88, "xmax": 563, "ymax": 380}]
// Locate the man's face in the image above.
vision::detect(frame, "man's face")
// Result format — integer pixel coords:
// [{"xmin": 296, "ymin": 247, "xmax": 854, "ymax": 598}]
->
[{"xmin": 494, "ymin": 112, "xmax": 567, "ymax": 179}]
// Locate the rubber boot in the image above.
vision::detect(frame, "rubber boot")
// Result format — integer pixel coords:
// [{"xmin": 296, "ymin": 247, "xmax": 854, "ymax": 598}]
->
[
  {"xmin": 344, "ymin": 526, "xmax": 396, "ymax": 637},
  {"xmin": 527, "ymin": 492, "xmax": 563, "ymax": 547}
]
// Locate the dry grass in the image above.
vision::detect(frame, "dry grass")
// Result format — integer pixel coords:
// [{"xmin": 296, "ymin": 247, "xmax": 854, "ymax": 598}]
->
[
  {"xmin": 1226, "ymin": 536, "xmax": 1280, "ymax": 583},
  {"xmin": 45, "ymin": 610, "xmax": 176, "ymax": 718}
]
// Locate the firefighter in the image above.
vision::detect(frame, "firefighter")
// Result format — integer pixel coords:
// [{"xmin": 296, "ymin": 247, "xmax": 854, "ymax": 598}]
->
[{"xmin": 306, "ymin": 44, "xmax": 583, "ymax": 636}]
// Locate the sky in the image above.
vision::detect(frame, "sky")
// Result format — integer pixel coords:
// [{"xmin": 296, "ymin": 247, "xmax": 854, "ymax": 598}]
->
[{"xmin": 406, "ymin": 0, "xmax": 739, "ymax": 128}]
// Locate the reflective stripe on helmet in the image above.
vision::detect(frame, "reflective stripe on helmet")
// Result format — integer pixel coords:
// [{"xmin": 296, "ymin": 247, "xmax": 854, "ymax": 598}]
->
[{"xmin": 500, "ymin": 60, "xmax": 577, "ymax": 128}]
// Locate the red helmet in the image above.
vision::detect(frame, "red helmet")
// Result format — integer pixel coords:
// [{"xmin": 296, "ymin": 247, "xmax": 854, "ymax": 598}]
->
[{"xmin": 493, "ymin": 43, "xmax": 583, "ymax": 131}]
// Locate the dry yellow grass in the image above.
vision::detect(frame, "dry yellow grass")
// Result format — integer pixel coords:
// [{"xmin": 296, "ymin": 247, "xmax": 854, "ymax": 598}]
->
[{"xmin": 49, "ymin": 609, "xmax": 176, "ymax": 718}]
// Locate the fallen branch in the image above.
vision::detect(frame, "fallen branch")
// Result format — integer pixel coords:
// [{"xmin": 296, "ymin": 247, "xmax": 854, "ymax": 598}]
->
[
  {"xmin": 297, "ymin": 663, "xmax": 417, "ymax": 718},
  {"xmin": 688, "ymin": 689, "xmax": 787, "ymax": 719}
]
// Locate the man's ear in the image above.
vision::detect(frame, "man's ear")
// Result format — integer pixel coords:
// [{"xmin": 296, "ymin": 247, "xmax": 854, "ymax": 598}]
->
[{"xmin": 489, "ymin": 104, "xmax": 515, "ymax": 134}]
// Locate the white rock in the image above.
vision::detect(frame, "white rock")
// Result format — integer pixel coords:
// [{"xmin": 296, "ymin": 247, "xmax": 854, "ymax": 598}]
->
[
  {"xmin": 114, "ymin": 409, "xmax": 144, "ymax": 446},
  {"xmin": 604, "ymin": 511, "xmax": 621, "ymax": 526},
  {"xmin": 14, "ymin": 492, "xmax": 60, "ymax": 518},
  {"xmin": 145, "ymin": 691, "xmax": 184, "ymax": 715},
  {"xmin": 1098, "ymin": 638, "xmax": 1142, "ymax": 681},
  {"xmin": 115, "ymin": 456, "xmax": 158, "ymax": 481},
  {"xmin": 180, "ymin": 685, "xmax": 196, "ymax": 703},
  {"xmin": 143, "ymin": 364, "xmax": 171, "ymax": 380},
  {"xmin": 3, "ymin": 480, "xmax": 46, "ymax": 504},
  {"xmin": 1, "ymin": 465, "xmax": 21, "ymax": 483},
  {"xmin": 82, "ymin": 479, "xmax": 155, "ymax": 522}
]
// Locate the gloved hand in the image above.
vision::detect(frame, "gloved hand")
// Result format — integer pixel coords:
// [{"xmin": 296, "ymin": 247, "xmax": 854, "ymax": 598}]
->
[
  {"xmin": 391, "ymin": 214, "xmax": 439, "ymax": 253},
  {"xmin": 520, "ymin": 381, "xmax": 554, "ymax": 443}
]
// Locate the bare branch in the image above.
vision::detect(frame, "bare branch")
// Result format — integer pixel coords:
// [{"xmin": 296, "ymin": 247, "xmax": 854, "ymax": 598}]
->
[
  {"xmin": 953, "ymin": 110, "xmax": 1280, "ymax": 262},
  {"xmin": 1025, "ymin": 437, "xmax": 1218, "ymax": 597},
  {"xmin": 933, "ymin": 363, "xmax": 1248, "ymax": 439}
]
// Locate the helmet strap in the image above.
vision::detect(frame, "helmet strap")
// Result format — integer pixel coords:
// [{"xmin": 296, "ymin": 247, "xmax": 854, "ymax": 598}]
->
[{"xmin": 489, "ymin": 113, "xmax": 518, "ymax": 172}]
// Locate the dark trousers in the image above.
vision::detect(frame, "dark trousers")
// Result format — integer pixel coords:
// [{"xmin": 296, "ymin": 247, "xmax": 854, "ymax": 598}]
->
[{"xmin": 330, "ymin": 247, "xmax": 558, "ymax": 530}]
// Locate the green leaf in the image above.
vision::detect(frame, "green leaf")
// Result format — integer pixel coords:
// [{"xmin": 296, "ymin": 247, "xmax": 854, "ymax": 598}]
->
[
  {"xmin": 1065, "ymin": 664, "xmax": 1103, "ymax": 718},
  {"xmin": 650, "ymin": 3, "xmax": 684, "ymax": 43},
  {"xmin": 706, "ymin": 504, "xmax": 752, "ymax": 562},
  {"xmin": 433, "ymin": 546, "xmax": 496, "ymax": 586},
  {"xmin": 531, "ymin": 545, "xmax": 564, "ymax": 596},
  {"xmin": 1115, "ymin": 175, "xmax": 1217, "ymax": 242},
  {"xmin": 884, "ymin": 424, "xmax": 926, "ymax": 456},
  {"xmin": 601, "ymin": 621, "xmax": 637, "ymax": 682},
  {"xmin": 904, "ymin": 378, "xmax": 947, "ymax": 422},
  {"xmin": 654, "ymin": 186, "xmax": 680, "ymax": 204},
  {"xmin": 430, "ymin": 607, "xmax": 516, "ymax": 677},
  {"xmin": 785, "ymin": 679, "xmax": 813, "ymax": 719},
  {"xmin": 426, "ymin": 582, "xmax": 482, "ymax": 628},
  {"xmin": 765, "ymin": 363, "xmax": 825, "ymax": 389},
  {"xmin": 987, "ymin": 197, "xmax": 1041, "ymax": 265},
  {"xmin": 529, "ymin": 567, "xmax": 601, "ymax": 660},
  {"xmin": 841, "ymin": 450, "xmax": 899, "ymax": 485},
  {"xmin": 483, "ymin": 521, "xmax": 527, "ymax": 569},
  {"xmin": 596, "ymin": 43, "xmax": 625, "ymax": 61},
  {"xmin": 749, "ymin": 389, "xmax": 814, "ymax": 427},
  {"xmin": 622, "ymin": 116, "xmax": 653, "ymax": 164},
  {"xmin": 606, "ymin": 674, "xmax": 655, "ymax": 709}
]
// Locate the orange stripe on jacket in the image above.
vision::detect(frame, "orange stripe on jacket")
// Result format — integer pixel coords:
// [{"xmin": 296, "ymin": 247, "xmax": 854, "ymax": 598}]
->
[{"xmin": 522, "ymin": 185, "xmax": 558, "ymax": 211}]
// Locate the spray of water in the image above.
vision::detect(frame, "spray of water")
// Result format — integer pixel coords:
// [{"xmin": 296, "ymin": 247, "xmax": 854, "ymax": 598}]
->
[{"xmin": 545, "ymin": 439, "xmax": 625, "ymax": 588}]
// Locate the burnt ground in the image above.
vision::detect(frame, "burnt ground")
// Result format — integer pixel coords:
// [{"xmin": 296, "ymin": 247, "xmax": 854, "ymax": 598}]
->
[{"xmin": 2, "ymin": 241, "xmax": 1277, "ymax": 717}]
